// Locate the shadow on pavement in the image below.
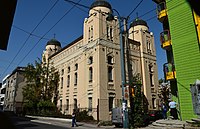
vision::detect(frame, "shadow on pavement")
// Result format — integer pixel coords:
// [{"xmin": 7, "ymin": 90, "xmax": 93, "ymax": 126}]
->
[{"xmin": 0, "ymin": 111, "xmax": 38, "ymax": 129}]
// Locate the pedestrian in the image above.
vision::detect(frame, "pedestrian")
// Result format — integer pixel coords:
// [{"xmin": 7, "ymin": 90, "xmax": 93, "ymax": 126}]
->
[
  {"xmin": 72, "ymin": 109, "xmax": 78, "ymax": 127},
  {"xmin": 161, "ymin": 102, "xmax": 168, "ymax": 119},
  {"xmin": 169, "ymin": 99, "xmax": 178, "ymax": 119}
]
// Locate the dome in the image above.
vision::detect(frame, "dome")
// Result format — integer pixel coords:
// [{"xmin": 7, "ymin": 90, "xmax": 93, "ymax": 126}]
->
[
  {"xmin": 130, "ymin": 18, "xmax": 148, "ymax": 28},
  {"xmin": 90, "ymin": 0, "xmax": 112, "ymax": 10},
  {"xmin": 46, "ymin": 39, "xmax": 61, "ymax": 47}
]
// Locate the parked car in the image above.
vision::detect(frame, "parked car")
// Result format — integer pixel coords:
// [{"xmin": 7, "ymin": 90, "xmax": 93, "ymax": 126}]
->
[
  {"xmin": 111, "ymin": 107, "xmax": 123, "ymax": 127},
  {"xmin": 148, "ymin": 110, "xmax": 163, "ymax": 122}
]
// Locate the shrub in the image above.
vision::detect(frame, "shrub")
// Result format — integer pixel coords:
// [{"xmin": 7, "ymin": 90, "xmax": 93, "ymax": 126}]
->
[{"xmin": 76, "ymin": 110, "xmax": 94, "ymax": 122}]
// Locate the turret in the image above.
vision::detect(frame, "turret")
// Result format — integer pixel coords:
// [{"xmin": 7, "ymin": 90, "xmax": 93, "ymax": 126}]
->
[
  {"xmin": 42, "ymin": 38, "xmax": 61, "ymax": 63},
  {"xmin": 83, "ymin": 0, "xmax": 118, "ymax": 44}
]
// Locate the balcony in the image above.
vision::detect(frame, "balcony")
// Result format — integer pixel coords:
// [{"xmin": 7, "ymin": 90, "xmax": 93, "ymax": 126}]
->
[
  {"xmin": 163, "ymin": 63, "xmax": 176, "ymax": 81},
  {"xmin": 157, "ymin": 2, "xmax": 167, "ymax": 22},
  {"xmin": 160, "ymin": 30, "xmax": 171, "ymax": 49}
]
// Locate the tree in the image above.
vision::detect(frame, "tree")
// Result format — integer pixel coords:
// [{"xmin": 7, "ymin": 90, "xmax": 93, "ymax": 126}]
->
[
  {"xmin": 22, "ymin": 58, "xmax": 59, "ymax": 114},
  {"xmin": 129, "ymin": 73, "xmax": 149, "ymax": 128},
  {"xmin": 158, "ymin": 81, "xmax": 170, "ymax": 105}
]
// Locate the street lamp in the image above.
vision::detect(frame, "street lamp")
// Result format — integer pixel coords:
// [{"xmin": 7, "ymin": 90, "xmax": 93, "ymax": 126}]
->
[{"xmin": 106, "ymin": 9, "xmax": 129, "ymax": 129}]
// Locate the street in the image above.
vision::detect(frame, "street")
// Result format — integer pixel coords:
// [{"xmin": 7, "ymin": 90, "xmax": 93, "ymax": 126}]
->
[
  {"xmin": 0, "ymin": 112, "xmax": 118, "ymax": 129},
  {"xmin": 15, "ymin": 120, "xmax": 68, "ymax": 129}
]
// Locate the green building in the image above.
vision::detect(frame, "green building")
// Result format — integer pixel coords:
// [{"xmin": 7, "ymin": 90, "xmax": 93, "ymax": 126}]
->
[{"xmin": 153, "ymin": 0, "xmax": 200, "ymax": 120}]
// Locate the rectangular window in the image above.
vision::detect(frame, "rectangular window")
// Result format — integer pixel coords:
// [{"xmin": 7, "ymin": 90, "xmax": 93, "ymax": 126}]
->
[
  {"xmin": 152, "ymin": 98, "xmax": 156, "ymax": 109},
  {"xmin": 89, "ymin": 67, "xmax": 93, "ymax": 82},
  {"xmin": 110, "ymin": 27, "xmax": 113, "ymax": 41},
  {"xmin": 61, "ymin": 77, "xmax": 63, "ymax": 89},
  {"xmin": 88, "ymin": 97, "xmax": 92, "ymax": 111},
  {"xmin": 107, "ymin": 26, "xmax": 109, "ymax": 39},
  {"xmin": 74, "ymin": 99, "xmax": 77, "ymax": 110},
  {"xmin": 60, "ymin": 99, "xmax": 62, "ymax": 111},
  {"xmin": 109, "ymin": 97, "xmax": 114, "ymax": 111},
  {"xmin": 66, "ymin": 99, "xmax": 69, "ymax": 110},
  {"xmin": 74, "ymin": 73, "xmax": 78, "ymax": 86},
  {"xmin": 88, "ymin": 27, "xmax": 90, "ymax": 41},
  {"xmin": 108, "ymin": 66, "xmax": 113, "ymax": 82},
  {"xmin": 67, "ymin": 75, "xmax": 70, "ymax": 87},
  {"xmin": 91, "ymin": 26, "xmax": 93, "ymax": 41},
  {"xmin": 150, "ymin": 73, "xmax": 154, "ymax": 87}
]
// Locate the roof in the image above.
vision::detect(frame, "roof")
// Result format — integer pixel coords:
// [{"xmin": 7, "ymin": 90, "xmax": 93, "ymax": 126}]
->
[
  {"xmin": 130, "ymin": 18, "xmax": 148, "ymax": 28},
  {"xmin": 8, "ymin": 67, "xmax": 26, "ymax": 78},
  {"xmin": 49, "ymin": 35, "xmax": 83, "ymax": 59},
  {"xmin": 46, "ymin": 39, "xmax": 61, "ymax": 47},
  {"xmin": 90, "ymin": 0, "xmax": 112, "ymax": 9},
  {"xmin": 0, "ymin": 0, "xmax": 17, "ymax": 50}
]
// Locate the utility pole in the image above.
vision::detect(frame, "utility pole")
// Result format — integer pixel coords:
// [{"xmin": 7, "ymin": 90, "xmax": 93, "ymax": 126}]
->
[
  {"xmin": 106, "ymin": 10, "xmax": 129, "ymax": 129},
  {"xmin": 121, "ymin": 18, "xmax": 129, "ymax": 129}
]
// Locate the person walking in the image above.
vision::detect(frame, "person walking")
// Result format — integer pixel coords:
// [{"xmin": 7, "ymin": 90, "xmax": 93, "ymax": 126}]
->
[
  {"xmin": 169, "ymin": 99, "xmax": 178, "ymax": 119},
  {"xmin": 72, "ymin": 109, "xmax": 78, "ymax": 127},
  {"xmin": 161, "ymin": 102, "xmax": 168, "ymax": 119}
]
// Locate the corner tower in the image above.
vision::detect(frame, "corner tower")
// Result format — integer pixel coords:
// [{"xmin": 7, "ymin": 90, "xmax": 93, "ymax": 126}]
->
[
  {"xmin": 42, "ymin": 39, "xmax": 61, "ymax": 63},
  {"xmin": 129, "ymin": 18, "xmax": 159, "ymax": 110},
  {"xmin": 83, "ymin": 0, "xmax": 119, "ymax": 44}
]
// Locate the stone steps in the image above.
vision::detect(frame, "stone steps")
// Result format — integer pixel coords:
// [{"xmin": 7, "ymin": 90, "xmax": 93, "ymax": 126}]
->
[
  {"xmin": 186, "ymin": 118, "xmax": 200, "ymax": 128},
  {"xmin": 144, "ymin": 119, "xmax": 186, "ymax": 129}
]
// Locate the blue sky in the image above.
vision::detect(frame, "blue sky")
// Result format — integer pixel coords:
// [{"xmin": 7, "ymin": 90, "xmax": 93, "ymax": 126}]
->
[{"xmin": 0, "ymin": 0, "xmax": 166, "ymax": 81}]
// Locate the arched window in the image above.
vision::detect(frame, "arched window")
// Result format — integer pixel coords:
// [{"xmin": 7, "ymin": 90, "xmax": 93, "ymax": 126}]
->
[
  {"xmin": 68, "ymin": 66, "xmax": 70, "ymax": 73},
  {"xmin": 107, "ymin": 56, "xmax": 113, "ymax": 64},
  {"xmin": 88, "ymin": 56, "xmax": 93, "ymax": 65},
  {"xmin": 75, "ymin": 63, "xmax": 78, "ymax": 71}
]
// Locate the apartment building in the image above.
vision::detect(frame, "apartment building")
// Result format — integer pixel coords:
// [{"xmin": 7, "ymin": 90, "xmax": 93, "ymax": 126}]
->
[
  {"xmin": 0, "ymin": 75, "xmax": 9, "ymax": 110},
  {"xmin": 4, "ymin": 67, "xmax": 26, "ymax": 114},
  {"xmin": 153, "ymin": 0, "xmax": 200, "ymax": 120}
]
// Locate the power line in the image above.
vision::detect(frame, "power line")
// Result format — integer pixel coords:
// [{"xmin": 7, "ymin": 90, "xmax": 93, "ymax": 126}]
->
[
  {"xmin": 16, "ymin": 0, "xmax": 83, "ymax": 67},
  {"xmin": 63, "ymin": 0, "xmax": 123, "ymax": 43},
  {"xmin": 127, "ymin": 0, "xmax": 144, "ymax": 18},
  {"xmin": 12, "ymin": 25, "xmax": 49, "ymax": 40},
  {"xmin": 12, "ymin": 25, "xmax": 68, "ymax": 45},
  {"xmin": 0, "ymin": 0, "xmax": 59, "ymax": 80},
  {"xmin": 64, "ymin": 0, "xmax": 90, "ymax": 10}
]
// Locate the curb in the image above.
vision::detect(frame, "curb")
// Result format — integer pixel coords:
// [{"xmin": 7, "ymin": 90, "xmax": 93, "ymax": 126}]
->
[{"xmin": 25, "ymin": 115, "xmax": 71, "ymax": 122}]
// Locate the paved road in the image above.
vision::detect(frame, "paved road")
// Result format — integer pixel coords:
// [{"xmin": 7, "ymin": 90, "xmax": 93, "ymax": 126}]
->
[
  {"xmin": 15, "ymin": 120, "xmax": 69, "ymax": 129},
  {"xmin": 0, "ymin": 112, "xmax": 119, "ymax": 129}
]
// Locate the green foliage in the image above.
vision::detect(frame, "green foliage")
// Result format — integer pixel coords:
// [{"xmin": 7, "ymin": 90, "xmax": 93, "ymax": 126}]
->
[
  {"xmin": 129, "ymin": 73, "xmax": 149, "ymax": 128},
  {"xmin": 159, "ymin": 78, "xmax": 164, "ymax": 84},
  {"xmin": 76, "ymin": 110, "xmax": 94, "ymax": 122},
  {"xmin": 36, "ymin": 100, "xmax": 56, "ymax": 116},
  {"xmin": 98, "ymin": 121, "xmax": 112, "ymax": 126},
  {"xmin": 23, "ymin": 101, "xmax": 37, "ymax": 115},
  {"xmin": 37, "ymin": 100, "xmax": 56, "ymax": 110},
  {"xmin": 22, "ymin": 58, "xmax": 60, "ymax": 116}
]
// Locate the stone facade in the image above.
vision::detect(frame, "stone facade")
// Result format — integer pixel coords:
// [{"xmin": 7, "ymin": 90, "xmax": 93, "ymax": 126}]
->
[
  {"xmin": 3, "ymin": 67, "xmax": 25, "ymax": 114},
  {"xmin": 42, "ymin": 1, "xmax": 159, "ymax": 121}
]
